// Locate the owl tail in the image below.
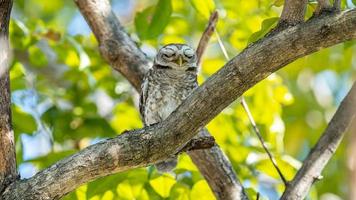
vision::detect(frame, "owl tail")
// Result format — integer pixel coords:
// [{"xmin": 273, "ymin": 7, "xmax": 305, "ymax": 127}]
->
[{"xmin": 155, "ymin": 156, "xmax": 177, "ymax": 173}]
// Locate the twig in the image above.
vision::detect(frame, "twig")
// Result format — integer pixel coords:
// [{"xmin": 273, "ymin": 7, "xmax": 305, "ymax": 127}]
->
[
  {"xmin": 215, "ymin": 28, "xmax": 288, "ymax": 186},
  {"xmin": 196, "ymin": 11, "xmax": 218, "ymax": 66},
  {"xmin": 241, "ymin": 99, "xmax": 288, "ymax": 186},
  {"xmin": 256, "ymin": 192, "xmax": 260, "ymax": 200}
]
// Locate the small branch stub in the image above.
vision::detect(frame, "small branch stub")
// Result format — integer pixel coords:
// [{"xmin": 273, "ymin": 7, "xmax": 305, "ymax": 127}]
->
[{"xmin": 178, "ymin": 136, "xmax": 216, "ymax": 153}]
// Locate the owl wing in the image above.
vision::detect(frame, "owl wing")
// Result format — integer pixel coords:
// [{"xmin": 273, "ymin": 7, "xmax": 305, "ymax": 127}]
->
[{"xmin": 139, "ymin": 69, "xmax": 152, "ymax": 125}]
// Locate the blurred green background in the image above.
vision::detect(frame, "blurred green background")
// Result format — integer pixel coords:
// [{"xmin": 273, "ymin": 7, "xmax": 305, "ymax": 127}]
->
[{"xmin": 8, "ymin": 0, "xmax": 356, "ymax": 199}]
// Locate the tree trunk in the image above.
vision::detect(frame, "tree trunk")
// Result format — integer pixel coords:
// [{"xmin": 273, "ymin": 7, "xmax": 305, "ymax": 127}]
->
[{"xmin": 0, "ymin": 0, "xmax": 17, "ymax": 194}]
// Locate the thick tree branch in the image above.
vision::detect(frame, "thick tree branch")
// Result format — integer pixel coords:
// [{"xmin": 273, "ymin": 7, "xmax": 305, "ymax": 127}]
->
[
  {"xmin": 281, "ymin": 82, "xmax": 356, "ymax": 200},
  {"xmin": 279, "ymin": 0, "xmax": 308, "ymax": 26},
  {"xmin": 74, "ymin": 1, "xmax": 246, "ymax": 199},
  {"xmin": 73, "ymin": 0, "xmax": 149, "ymax": 90},
  {"xmin": 2, "ymin": 8, "xmax": 356, "ymax": 200},
  {"xmin": 0, "ymin": 0, "xmax": 17, "ymax": 193}
]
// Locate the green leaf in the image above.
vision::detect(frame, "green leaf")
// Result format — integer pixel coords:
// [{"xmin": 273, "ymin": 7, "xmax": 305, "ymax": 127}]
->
[
  {"xmin": 149, "ymin": 174, "xmax": 176, "ymax": 198},
  {"xmin": 12, "ymin": 105, "xmax": 37, "ymax": 135},
  {"xmin": 248, "ymin": 17, "xmax": 279, "ymax": 44},
  {"xmin": 87, "ymin": 168, "xmax": 147, "ymax": 199},
  {"xmin": 110, "ymin": 102, "xmax": 142, "ymax": 133},
  {"xmin": 190, "ymin": 180, "xmax": 214, "ymax": 200},
  {"xmin": 28, "ymin": 150, "xmax": 76, "ymax": 169},
  {"xmin": 255, "ymin": 156, "xmax": 301, "ymax": 181},
  {"xmin": 10, "ymin": 62, "xmax": 27, "ymax": 91},
  {"xmin": 86, "ymin": 173, "xmax": 127, "ymax": 198},
  {"xmin": 134, "ymin": 6, "xmax": 154, "ymax": 40},
  {"xmin": 42, "ymin": 106, "xmax": 117, "ymax": 142},
  {"xmin": 189, "ymin": 0, "xmax": 215, "ymax": 19},
  {"xmin": 28, "ymin": 45, "xmax": 48, "ymax": 67},
  {"xmin": 273, "ymin": 0, "xmax": 284, "ymax": 7},
  {"xmin": 67, "ymin": 37, "xmax": 91, "ymax": 70},
  {"xmin": 135, "ymin": 0, "xmax": 172, "ymax": 40},
  {"xmin": 169, "ymin": 183, "xmax": 190, "ymax": 200}
]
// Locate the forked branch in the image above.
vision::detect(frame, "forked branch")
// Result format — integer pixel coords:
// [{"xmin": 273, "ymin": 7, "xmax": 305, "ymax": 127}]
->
[
  {"xmin": 2, "ymin": 8, "xmax": 356, "ymax": 200},
  {"xmin": 74, "ymin": 1, "xmax": 247, "ymax": 199}
]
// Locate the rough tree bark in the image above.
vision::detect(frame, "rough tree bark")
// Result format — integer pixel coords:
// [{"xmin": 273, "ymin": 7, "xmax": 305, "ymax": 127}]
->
[
  {"xmin": 279, "ymin": 0, "xmax": 308, "ymax": 26},
  {"xmin": 0, "ymin": 0, "xmax": 17, "ymax": 194},
  {"xmin": 73, "ymin": 0, "xmax": 247, "ymax": 199},
  {"xmin": 281, "ymin": 82, "xmax": 356, "ymax": 200},
  {"xmin": 1, "ymin": 7, "xmax": 356, "ymax": 199}
]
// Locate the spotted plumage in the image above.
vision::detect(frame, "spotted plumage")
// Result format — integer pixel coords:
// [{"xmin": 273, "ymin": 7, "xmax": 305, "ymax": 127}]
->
[{"xmin": 139, "ymin": 44, "xmax": 198, "ymax": 173}]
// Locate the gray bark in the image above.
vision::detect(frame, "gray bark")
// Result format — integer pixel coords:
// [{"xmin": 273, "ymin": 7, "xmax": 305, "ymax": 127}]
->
[
  {"xmin": 0, "ymin": 0, "xmax": 17, "ymax": 194},
  {"xmin": 1, "ymin": 8, "xmax": 356, "ymax": 200},
  {"xmin": 315, "ymin": 0, "xmax": 333, "ymax": 15},
  {"xmin": 281, "ymin": 82, "xmax": 356, "ymax": 200},
  {"xmin": 73, "ymin": 0, "xmax": 148, "ymax": 91},
  {"xmin": 279, "ymin": 0, "xmax": 308, "ymax": 25}
]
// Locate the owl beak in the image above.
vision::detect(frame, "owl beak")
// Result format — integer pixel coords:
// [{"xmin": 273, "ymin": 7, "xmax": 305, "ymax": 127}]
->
[{"xmin": 175, "ymin": 55, "xmax": 183, "ymax": 66}]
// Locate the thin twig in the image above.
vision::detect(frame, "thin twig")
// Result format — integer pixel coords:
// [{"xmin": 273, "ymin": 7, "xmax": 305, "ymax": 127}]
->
[
  {"xmin": 241, "ymin": 99, "xmax": 288, "ymax": 186},
  {"xmin": 214, "ymin": 28, "xmax": 288, "ymax": 186},
  {"xmin": 256, "ymin": 192, "xmax": 260, "ymax": 200},
  {"xmin": 196, "ymin": 11, "xmax": 218, "ymax": 66}
]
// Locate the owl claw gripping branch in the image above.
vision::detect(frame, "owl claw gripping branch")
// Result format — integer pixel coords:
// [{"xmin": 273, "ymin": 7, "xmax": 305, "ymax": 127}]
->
[{"xmin": 139, "ymin": 44, "xmax": 198, "ymax": 173}]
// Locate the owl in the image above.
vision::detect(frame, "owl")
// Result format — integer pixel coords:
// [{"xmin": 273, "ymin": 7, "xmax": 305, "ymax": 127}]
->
[{"xmin": 139, "ymin": 43, "xmax": 198, "ymax": 173}]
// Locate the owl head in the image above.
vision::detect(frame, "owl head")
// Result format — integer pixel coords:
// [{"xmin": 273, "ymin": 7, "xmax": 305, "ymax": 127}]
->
[{"xmin": 154, "ymin": 44, "xmax": 197, "ymax": 71}]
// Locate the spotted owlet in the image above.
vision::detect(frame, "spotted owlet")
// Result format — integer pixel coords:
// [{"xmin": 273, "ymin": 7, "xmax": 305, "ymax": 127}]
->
[{"xmin": 139, "ymin": 44, "xmax": 198, "ymax": 173}]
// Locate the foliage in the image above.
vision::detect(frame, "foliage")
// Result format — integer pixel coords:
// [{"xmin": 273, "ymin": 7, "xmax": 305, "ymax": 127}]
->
[{"xmin": 9, "ymin": 0, "xmax": 355, "ymax": 199}]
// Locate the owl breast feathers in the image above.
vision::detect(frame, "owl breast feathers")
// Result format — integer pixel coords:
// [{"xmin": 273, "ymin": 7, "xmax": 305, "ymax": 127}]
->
[{"xmin": 139, "ymin": 43, "xmax": 198, "ymax": 173}]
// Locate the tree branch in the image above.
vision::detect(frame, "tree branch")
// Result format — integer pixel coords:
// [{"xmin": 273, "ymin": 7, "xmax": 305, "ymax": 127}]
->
[
  {"xmin": 279, "ymin": 0, "xmax": 308, "ymax": 26},
  {"xmin": 196, "ymin": 11, "xmax": 218, "ymax": 66},
  {"xmin": 74, "ymin": 1, "xmax": 247, "ymax": 199},
  {"xmin": 188, "ymin": 129, "xmax": 248, "ymax": 200},
  {"xmin": 281, "ymin": 82, "xmax": 356, "ymax": 200},
  {"xmin": 0, "ymin": 0, "xmax": 17, "ymax": 193},
  {"xmin": 347, "ymin": 118, "xmax": 356, "ymax": 199},
  {"xmin": 2, "ymin": 8, "xmax": 356, "ymax": 200},
  {"xmin": 333, "ymin": 0, "xmax": 341, "ymax": 12},
  {"xmin": 178, "ymin": 135, "xmax": 215, "ymax": 153},
  {"xmin": 73, "ymin": 0, "xmax": 149, "ymax": 90},
  {"xmin": 315, "ymin": 0, "xmax": 333, "ymax": 15}
]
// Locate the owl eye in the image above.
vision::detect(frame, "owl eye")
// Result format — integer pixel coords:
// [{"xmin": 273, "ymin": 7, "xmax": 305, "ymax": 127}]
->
[
  {"xmin": 162, "ymin": 53, "xmax": 172, "ymax": 58},
  {"xmin": 162, "ymin": 50, "xmax": 175, "ymax": 59},
  {"xmin": 185, "ymin": 54, "xmax": 193, "ymax": 59},
  {"xmin": 183, "ymin": 49, "xmax": 195, "ymax": 59}
]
